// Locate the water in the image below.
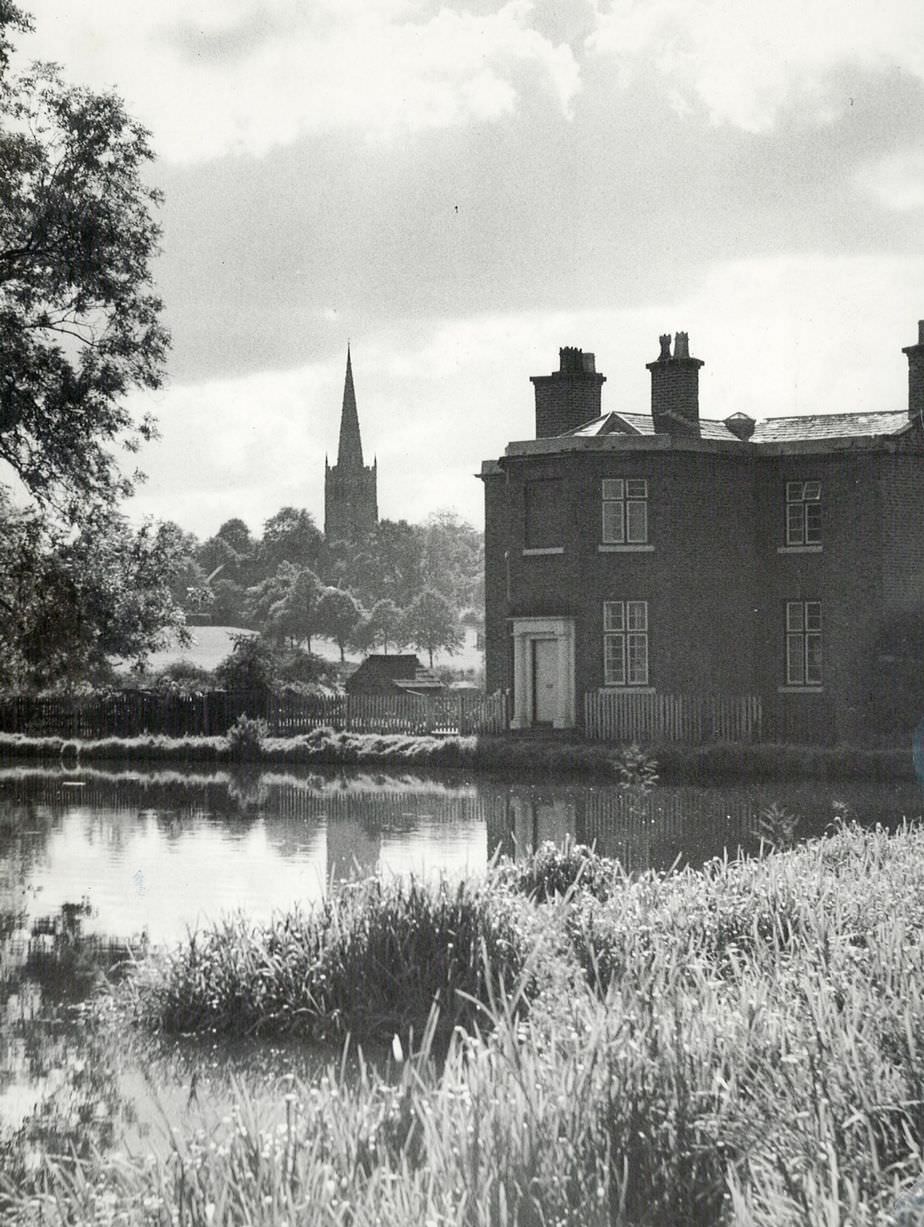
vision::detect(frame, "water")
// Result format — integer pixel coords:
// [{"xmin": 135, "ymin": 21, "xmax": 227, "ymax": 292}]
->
[{"xmin": 1, "ymin": 761, "xmax": 923, "ymax": 1182}]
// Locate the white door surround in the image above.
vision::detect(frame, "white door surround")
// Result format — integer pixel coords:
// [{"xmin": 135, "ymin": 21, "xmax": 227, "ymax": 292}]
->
[{"xmin": 509, "ymin": 616, "xmax": 576, "ymax": 729}]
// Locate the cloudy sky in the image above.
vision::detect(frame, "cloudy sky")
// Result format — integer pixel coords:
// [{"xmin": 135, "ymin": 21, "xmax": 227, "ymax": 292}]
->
[{"xmin": 16, "ymin": 0, "xmax": 924, "ymax": 539}]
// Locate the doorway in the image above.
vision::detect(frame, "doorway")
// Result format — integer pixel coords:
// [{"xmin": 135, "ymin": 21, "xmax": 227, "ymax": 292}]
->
[
  {"xmin": 532, "ymin": 639, "xmax": 559, "ymax": 725},
  {"xmin": 508, "ymin": 616, "xmax": 576, "ymax": 730}
]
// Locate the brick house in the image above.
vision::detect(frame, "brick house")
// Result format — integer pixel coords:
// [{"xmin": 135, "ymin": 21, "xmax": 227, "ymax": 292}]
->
[{"xmin": 479, "ymin": 324, "xmax": 924, "ymax": 745}]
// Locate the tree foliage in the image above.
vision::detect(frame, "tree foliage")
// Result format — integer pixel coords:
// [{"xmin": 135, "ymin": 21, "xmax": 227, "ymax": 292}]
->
[
  {"xmin": 316, "ymin": 587, "xmax": 363, "ymax": 663},
  {"xmin": 265, "ymin": 567, "xmax": 324, "ymax": 650},
  {"xmin": 0, "ymin": 494, "xmax": 188, "ymax": 689},
  {"xmin": 260, "ymin": 506, "xmax": 322, "ymax": 572},
  {"xmin": 401, "ymin": 588, "xmax": 463, "ymax": 668},
  {"xmin": 355, "ymin": 598, "xmax": 404, "ymax": 655},
  {"xmin": 0, "ymin": 7, "xmax": 169, "ymax": 517},
  {"xmin": 213, "ymin": 633, "xmax": 276, "ymax": 694}
]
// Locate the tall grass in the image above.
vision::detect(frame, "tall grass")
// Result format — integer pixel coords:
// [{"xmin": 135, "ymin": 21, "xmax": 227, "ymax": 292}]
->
[
  {"xmin": 9, "ymin": 823, "xmax": 924, "ymax": 1224},
  {"xmin": 124, "ymin": 876, "xmax": 543, "ymax": 1041}
]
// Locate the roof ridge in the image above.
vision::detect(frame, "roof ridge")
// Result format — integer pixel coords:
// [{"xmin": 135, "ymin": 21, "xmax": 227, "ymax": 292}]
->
[{"xmin": 759, "ymin": 408, "xmax": 904, "ymax": 423}]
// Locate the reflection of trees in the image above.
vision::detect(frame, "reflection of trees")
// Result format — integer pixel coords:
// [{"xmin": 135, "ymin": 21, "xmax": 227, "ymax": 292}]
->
[
  {"xmin": 226, "ymin": 766, "xmax": 271, "ymax": 812},
  {"xmin": 0, "ymin": 901, "xmax": 140, "ymax": 1191}
]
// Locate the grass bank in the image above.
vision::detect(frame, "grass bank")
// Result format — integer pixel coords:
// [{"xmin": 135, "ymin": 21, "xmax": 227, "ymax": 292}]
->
[
  {"xmin": 0, "ymin": 726, "xmax": 917, "ymax": 781},
  {"xmin": 9, "ymin": 823, "xmax": 924, "ymax": 1225}
]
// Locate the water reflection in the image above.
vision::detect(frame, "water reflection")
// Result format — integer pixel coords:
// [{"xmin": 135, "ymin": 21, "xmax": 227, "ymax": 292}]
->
[
  {"xmin": 2, "ymin": 766, "xmax": 924, "ymax": 942},
  {"xmin": 0, "ymin": 762, "xmax": 922, "ymax": 1188}
]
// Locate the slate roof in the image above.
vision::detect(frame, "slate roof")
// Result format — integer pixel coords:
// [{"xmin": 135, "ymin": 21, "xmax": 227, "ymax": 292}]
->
[
  {"xmin": 563, "ymin": 409, "xmax": 912, "ymax": 445},
  {"xmin": 345, "ymin": 654, "xmax": 445, "ymax": 695},
  {"xmin": 751, "ymin": 410, "xmax": 910, "ymax": 442}
]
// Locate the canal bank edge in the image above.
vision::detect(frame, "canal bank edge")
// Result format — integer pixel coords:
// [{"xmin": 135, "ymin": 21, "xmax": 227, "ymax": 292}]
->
[{"xmin": 0, "ymin": 730, "xmax": 917, "ymax": 784}]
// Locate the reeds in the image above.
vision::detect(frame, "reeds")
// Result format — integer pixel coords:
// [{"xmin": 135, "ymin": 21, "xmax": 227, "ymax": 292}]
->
[
  {"xmin": 9, "ymin": 822, "xmax": 924, "ymax": 1224},
  {"xmin": 123, "ymin": 876, "xmax": 542, "ymax": 1041}
]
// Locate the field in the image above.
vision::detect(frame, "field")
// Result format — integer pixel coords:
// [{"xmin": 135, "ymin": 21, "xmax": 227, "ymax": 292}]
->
[
  {"xmin": 138, "ymin": 625, "xmax": 484, "ymax": 674},
  {"xmin": 8, "ymin": 824, "xmax": 924, "ymax": 1225}
]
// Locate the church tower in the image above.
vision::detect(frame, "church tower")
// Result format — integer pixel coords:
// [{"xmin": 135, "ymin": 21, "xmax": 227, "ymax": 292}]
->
[{"xmin": 324, "ymin": 346, "xmax": 378, "ymax": 541}]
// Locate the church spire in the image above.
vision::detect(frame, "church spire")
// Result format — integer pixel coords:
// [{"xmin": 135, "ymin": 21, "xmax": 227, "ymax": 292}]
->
[
  {"xmin": 324, "ymin": 344, "xmax": 378, "ymax": 541},
  {"xmin": 337, "ymin": 345, "xmax": 365, "ymax": 469}
]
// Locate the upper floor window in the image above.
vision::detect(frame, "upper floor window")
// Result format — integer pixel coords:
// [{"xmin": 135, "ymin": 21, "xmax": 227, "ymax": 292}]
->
[
  {"xmin": 786, "ymin": 600, "xmax": 822, "ymax": 686},
  {"xmin": 603, "ymin": 600, "xmax": 649, "ymax": 686},
  {"xmin": 602, "ymin": 478, "xmax": 648, "ymax": 544},
  {"xmin": 785, "ymin": 481, "xmax": 821, "ymax": 546},
  {"xmin": 525, "ymin": 479, "xmax": 563, "ymax": 549}
]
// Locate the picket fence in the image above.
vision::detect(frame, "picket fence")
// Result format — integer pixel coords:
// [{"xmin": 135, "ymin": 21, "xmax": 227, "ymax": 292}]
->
[
  {"xmin": 0, "ymin": 688, "xmax": 509, "ymax": 740},
  {"xmin": 584, "ymin": 690, "xmax": 762, "ymax": 745}
]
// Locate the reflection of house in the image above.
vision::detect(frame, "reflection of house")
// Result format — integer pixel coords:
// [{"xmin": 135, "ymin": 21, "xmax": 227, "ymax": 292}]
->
[
  {"xmin": 480, "ymin": 324, "xmax": 924, "ymax": 744},
  {"xmin": 326, "ymin": 817, "xmax": 382, "ymax": 882},
  {"xmin": 345, "ymin": 654, "xmax": 445, "ymax": 696}
]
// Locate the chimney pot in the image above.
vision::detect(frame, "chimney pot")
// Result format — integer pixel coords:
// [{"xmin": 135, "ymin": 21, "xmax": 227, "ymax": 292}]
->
[
  {"xmin": 646, "ymin": 329, "xmax": 704, "ymax": 435},
  {"xmin": 531, "ymin": 347, "xmax": 606, "ymax": 437}
]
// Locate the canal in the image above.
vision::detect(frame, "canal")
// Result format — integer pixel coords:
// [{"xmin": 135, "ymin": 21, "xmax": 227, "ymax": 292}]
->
[{"xmin": 1, "ymin": 762, "xmax": 922, "ymax": 1180}]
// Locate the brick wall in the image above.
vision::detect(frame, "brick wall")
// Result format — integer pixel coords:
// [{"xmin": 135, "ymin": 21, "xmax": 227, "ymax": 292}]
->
[{"xmin": 483, "ymin": 438, "xmax": 924, "ymax": 744}]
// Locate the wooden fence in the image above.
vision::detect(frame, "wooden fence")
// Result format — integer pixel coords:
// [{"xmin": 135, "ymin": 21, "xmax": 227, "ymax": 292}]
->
[
  {"xmin": 584, "ymin": 691, "xmax": 762, "ymax": 744},
  {"xmin": 0, "ymin": 689, "xmax": 509, "ymax": 740}
]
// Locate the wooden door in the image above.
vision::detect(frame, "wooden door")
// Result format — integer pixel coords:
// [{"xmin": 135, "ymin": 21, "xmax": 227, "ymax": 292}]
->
[{"xmin": 532, "ymin": 638, "xmax": 559, "ymax": 725}]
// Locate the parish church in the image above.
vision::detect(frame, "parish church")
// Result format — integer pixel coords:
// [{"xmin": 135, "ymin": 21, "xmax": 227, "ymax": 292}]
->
[{"xmin": 324, "ymin": 347, "xmax": 378, "ymax": 541}]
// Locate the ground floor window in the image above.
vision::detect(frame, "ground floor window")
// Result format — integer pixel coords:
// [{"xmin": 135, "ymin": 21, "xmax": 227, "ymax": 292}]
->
[
  {"xmin": 603, "ymin": 600, "xmax": 649, "ymax": 685},
  {"xmin": 786, "ymin": 600, "xmax": 822, "ymax": 685}
]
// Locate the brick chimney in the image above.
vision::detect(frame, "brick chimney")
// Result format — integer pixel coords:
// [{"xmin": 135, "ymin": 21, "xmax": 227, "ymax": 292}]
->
[
  {"xmin": 646, "ymin": 331, "xmax": 704, "ymax": 435},
  {"xmin": 531, "ymin": 347, "xmax": 606, "ymax": 438},
  {"xmin": 902, "ymin": 321, "xmax": 924, "ymax": 425}
]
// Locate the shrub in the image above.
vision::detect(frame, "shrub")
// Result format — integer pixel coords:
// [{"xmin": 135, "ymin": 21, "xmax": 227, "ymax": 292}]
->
[
  {"xmin": 496, "ymin": 840, "xmax": 621, "ymax": 903},
  {"xmin": 226, "ymin": 714, "xmax": 268, "ymax": 760}
]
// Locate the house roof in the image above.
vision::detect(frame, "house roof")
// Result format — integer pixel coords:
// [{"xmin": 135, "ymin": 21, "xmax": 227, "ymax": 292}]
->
[
  {"xmin": 751, "ymin": 410, "xmax": 910, "ymax": 442},
  {"xmin": 564, "ymin": 408, "xmax": 912, "ymax": 446},
  {"xmin": 346, "ymin": 654, "xmax": 444, "ymax": 693}
]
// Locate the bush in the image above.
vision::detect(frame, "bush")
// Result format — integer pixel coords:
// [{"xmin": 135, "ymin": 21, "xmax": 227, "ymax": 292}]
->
[
  {"xmin": 497, "ymin": 840, "xmax": 622, "ymax": 902},
  {"xmin": 226, "ymin": 714, "xmax": 268, "ymax": 760},
  {"xmin": 214, "ymin": 633, "xmax": 275, "ymax": 692},
  {"xmin": 150, "ymin": 659, "xmax": 214, "ymax": 694}
]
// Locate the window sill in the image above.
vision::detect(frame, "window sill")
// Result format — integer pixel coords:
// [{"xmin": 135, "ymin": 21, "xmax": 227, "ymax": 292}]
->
[
  {"xmin": 778, "ymin": 685, "xmax": 824, "ymax": 694},
  {"xmin": 777, "ymin": 545, "xmax": 822, "ymax": 554},
  {"xmin": 522, "ymin": 547, "xmax": 564, "ymax": 556},
  {"xmin": 599, "ymin": 686, "xmax": 655, "ymax": 694},
  {"xmin": 598, "ymin": 544, "xmax": 654, "ymax": 553}
]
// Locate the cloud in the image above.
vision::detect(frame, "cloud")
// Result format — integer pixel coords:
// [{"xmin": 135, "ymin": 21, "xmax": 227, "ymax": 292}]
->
[
  {"xmin": 19, "ymin": 0, "xmax": 580, "ymax": 162},
  {"xmin": 855, "ymin": 150, "xmax": 924, "ymax": 211},
  {"xmin": 126, "ymin": 252, "xmax": 924, "ymax": 538},
  {"xmin": 588, "ymin": 0, "xmax": 924, "ymax": 131}
]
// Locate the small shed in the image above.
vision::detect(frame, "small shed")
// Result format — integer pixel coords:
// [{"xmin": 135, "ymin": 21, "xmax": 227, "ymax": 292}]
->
[{"xmin": 345, "ymin": 654, "xmax": 446, "ymax": 697}]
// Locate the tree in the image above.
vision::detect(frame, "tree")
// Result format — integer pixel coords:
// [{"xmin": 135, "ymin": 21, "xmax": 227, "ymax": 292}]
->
[
  {"xmin": 213, "ymin": 633, "xmax": 275, "ymax": 693},
  {"xmin": 420, "ymin": 510, "xmax": 484, "ymax": 609},
  {"xmin": 316, "ymin": 587, "xmax": 363, "ymax": 663},
  {"xmin": 363, "ymin": 598, "xmax": 405, "ymax": 654},
  {"xmin": 209, "ymin": 578, "xmax": 246, "ymax": 626},
  {"xmin": 401, "ymin": 589, "xmax": 463, "ymax": 668},
  {"xmin": 0, "ymin": 495, "xmax": 188, "ymax": 690},
  {"xmin": 0, "ymin": 5, "xmax": 169, "ymax": 518},
  {"xmin": 265, "ymin": 567, "xmax": 323, "ymax": 651},
  {"xmin": 244, "ymin": 562, "xmax": 298, "ymax": 629},
  {"xmin": 198, "ymin": 519, "xmax": 256, "ymax": 587},
  {"xmin": 260, "ymin": 507, "xmax": 323, "ymax": 572},
  {"xmin": 325, "ymin": 519, "xmax": 423, "ymax": 606}
]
